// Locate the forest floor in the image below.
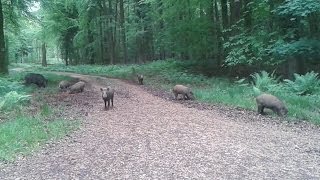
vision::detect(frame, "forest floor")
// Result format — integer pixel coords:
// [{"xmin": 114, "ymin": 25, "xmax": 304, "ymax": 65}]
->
[{"xmin": 1, "ymin": 72, "xmax": 320, "ymax": 179}]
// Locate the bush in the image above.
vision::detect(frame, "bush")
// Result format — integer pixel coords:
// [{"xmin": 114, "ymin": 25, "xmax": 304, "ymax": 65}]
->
[{"xmin": 284, "ymin": 71, "xmax": 320, "ymax": 95}]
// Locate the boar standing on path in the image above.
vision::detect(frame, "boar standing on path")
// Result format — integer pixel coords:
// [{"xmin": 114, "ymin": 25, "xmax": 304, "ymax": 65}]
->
[
  {"xmin": 256, "ymin": 93, "xmax": 288, "ymax": 116},
  {"xmin": 69, "ymin": 81, "xmax": 85, "ymax": 94},
  {"xmin": 172, "ymin": 84, "xmax": 195, "ymax": 100},
  {"xmin": 24, "ymin": 73, "xmax": 47, "ymax": 88},
  {"xmin": 100, "ymin": 87, "xmax": 114, "ymax": 109},
  {"xmin": 137, "ymin": 74, "xmax": 144, "ymax": 85}
]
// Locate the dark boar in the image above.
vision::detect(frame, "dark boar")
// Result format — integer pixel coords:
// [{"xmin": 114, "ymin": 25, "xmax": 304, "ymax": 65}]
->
[
  {"xmin": 256, "ymin": 93, "xmax": 288, "ymax": 116},
  {"xmin": 137, "ymin": 74, "xmax": 144, "ymax": 85},
  {"xmin": 100, "ymin": 87, "xmax": 114, "ymax": 109},
  {"xmin": 24, "ymin": 73, "xmax": 47, "ymax": 88},
  {"xmin": 172, "ymin": 85, "xmax": 194, "ymax": 100},
  {"xmin": 69, "ymin": 81, "xmax": 85, "ymax": 94}
]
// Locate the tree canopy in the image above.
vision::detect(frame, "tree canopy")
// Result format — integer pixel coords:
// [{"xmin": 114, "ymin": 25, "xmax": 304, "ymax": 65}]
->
[{"xmin": 0, "ymin": 0, "xmax": 319, "ymax": 78}]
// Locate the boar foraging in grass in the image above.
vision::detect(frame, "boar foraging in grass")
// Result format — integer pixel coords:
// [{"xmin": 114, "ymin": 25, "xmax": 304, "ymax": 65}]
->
[
  {"xmin": 172, "ymin": 85, "xmax": 194, "ymax": 100},
  {"xmin": 24, "ymin": 73, "xmax": 47, "ymax": 88},
  {"xmin": 137, "ymin": 74, "xmax": 144, "ymax": 85},
  {"xmin": 256, "ymin": 93, "xmax": 288, "ymax": 116},
  {"xmin": 69, "ymin": 81, "xmax": 85, "ymax": 94},
  {"xmin": 100, "ymin": 87, "xmax": 114, "ymax": 109}
]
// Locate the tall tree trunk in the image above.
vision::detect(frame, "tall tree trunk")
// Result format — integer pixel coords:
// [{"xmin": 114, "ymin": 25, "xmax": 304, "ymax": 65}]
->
[
  {"xmin": 65, "ymin": 48, "xmax": 69, "ymax": 66},
  {"xmin": 0, "ymin": 0, "xmax": 7, "ymax": 74},
  {"xmin": 119, "ymin": 0, "xmax": 128, "ymax": 64},
  {"xmin": 221, "ymin": 0, "xmax": 229, "ymax": 29},
  {"xmin": 41, "ymin": 43, "xmax": 47, "ymax": 67},
  {"xmin": 215, "ymin": 0, "xmax": 224, "ymax": 66},
  {"xmin": 108, "ymin": 0, "xmax": 115, "ymax": 64},
  {"xmin": 243, "ymin": 0, "xmax": 252, "ymax": 30},
  {"xmin": 99, "ymin": 7, "xmax": 105, "ymax": 64},
  {"xmin": 231, "ymin": 0, "xmax": 241, "ymax": 24}
]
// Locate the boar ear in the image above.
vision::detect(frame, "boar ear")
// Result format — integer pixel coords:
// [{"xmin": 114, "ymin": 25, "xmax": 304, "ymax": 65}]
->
[{"xmin": 100, "ymin": 88, "xmax": 103, "ymax": 91}]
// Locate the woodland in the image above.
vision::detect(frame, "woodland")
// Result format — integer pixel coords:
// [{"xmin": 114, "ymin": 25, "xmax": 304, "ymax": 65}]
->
[
  {"xmin": 0, "ymin": 0, "xmax": 320, "ymax": 162},
  {"xmin": 0, "ymin": 0, "xmax": 319, "ymax": 78}
]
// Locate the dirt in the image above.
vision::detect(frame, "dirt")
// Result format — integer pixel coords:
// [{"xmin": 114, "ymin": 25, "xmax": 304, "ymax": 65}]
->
[{"xmin": 1, "ymin": 72, "xmax": 320, "ymax": 179}]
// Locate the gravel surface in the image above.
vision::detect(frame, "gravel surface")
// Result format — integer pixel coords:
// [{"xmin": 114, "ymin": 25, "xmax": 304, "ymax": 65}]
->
[{"xmin": 1, "ymin": 72, "xmax": 320, "ymax": 179}]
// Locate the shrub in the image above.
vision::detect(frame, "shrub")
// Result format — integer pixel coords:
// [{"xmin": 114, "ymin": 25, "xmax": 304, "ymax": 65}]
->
[
  {"xmin": 284, "ymin": 71, "xmax": 320, "ymax": 95},
  {"xmin": 250, "ymin": 71, "xmax": 281, "ymax": 92}
]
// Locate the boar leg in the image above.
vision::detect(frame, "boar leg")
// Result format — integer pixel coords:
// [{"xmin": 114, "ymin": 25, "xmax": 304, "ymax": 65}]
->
[
  {"xmin": 174, "ymin": 93, "xmax": 178, "ymax": 100},
  {"xmin": 258, "ymin": 105, "xmax": 265, "ymax": 115},
  {"xmin": 104, "ymin": 100, "xmax": 107, "ymax": 109},
  {"xmin": 111, "ymin": 98, "xmax": 114, "ymax": 107},
  {"xmin": 273, "ymin": 107, "xmax": 282, "ymax": 116}
]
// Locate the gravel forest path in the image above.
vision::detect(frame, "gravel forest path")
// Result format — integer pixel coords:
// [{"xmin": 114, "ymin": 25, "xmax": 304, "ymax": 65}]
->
[{"xmin": 1, "ymin": 72, "xmax": 320, "ymax": 179}]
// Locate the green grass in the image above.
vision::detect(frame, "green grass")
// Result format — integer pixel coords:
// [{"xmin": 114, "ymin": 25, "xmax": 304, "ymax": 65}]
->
[
  {"xmin": 30, "ymin": 59, "xmax": 320, "ymax": 124},
  {"xmin": 0, "ymin": 70, "xmax": 80, "ymax": 161},
  {"xmin": 0, "ymin": 114, "xmax": 78, "ymax": 161}
]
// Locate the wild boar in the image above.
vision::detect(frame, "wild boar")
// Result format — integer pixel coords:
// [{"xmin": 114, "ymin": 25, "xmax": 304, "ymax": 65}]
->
[
  {"xmin": 24, "ymin": 73, "xmax": 48, "ymax": 88},
  {"xmin": 69, "ymin": 81, "xmax": 85, "ymax": 94},
  {"xmin": 256, "ymin": 93, "xmax": 288, "ymax": 116},
  {"xmin": 59, "ymin": 80, "xmax": 72, "ymax": 90},
  {"xmin": 172, "ymin": 84, "xmax": 195, "ymax": 100},
  {"xmin": 100, "ymin": 87, "xmax": 114, "ymax": 109},
  {"xmin": 137, "ymin": 74, "xmax": 144, "ymax": 85}
]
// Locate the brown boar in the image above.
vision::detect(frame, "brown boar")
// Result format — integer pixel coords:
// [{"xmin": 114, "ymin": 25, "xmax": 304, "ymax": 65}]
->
[
  {"xmin": 100, "ymin": 87, "xmax": 114, "ymax": 109},
  {"xmin": 69, "ymin": 81, "xmax": 85, "ymax": 94},
  {"xmin": 256, "ymin": 93, "xmax": 288, "ymax": 116},
  {"xmin": 137, "ymin": 74, "xmax": 144, "ymax": 85},
  {"xmin": 172, "ymin": 85, "xmax": 194, "ymax": 100},
  {"xmin": 59, "ymin": 80, "xmax": 72, "ymax": 90}
]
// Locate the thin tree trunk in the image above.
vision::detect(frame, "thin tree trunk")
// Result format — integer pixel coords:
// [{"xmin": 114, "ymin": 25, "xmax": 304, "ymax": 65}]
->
[
  {"xmin": 215, "ymin": 0, "xmax": 224, "ymax": 66},
  {"xmin": 243, "ymin": 0, "xmax": 252, "ymax": 30},
  {"xmin": 221, "ymin": 0, "xmax": 229, "ymax": 29},
  {"xmin": 41, "ymin": 43, "xmax": 47, "ymax": 67},
  {"xmin": 99, "ymin": 7, "xmax": 105, "ymax": 64},
  {"xmin": 0, "ymin": 0, "xmax": 7, "ymax": 74},
  {"xmin": 119, "ymin": 0, "xmax": 128, "ymax": 64}
]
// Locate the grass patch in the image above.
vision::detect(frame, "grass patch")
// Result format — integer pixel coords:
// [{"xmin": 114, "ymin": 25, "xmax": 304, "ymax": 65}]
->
[
  {"xmin": 0, "ymin": 70, "xmax": 80, "ymax": 162},
  {"xmin": 0, "ymin": 115, "xmax": 78, "ymax": 161},
  {"xmin": 33, "ymin": 59, "xmax": 320, "ymax": 124}
]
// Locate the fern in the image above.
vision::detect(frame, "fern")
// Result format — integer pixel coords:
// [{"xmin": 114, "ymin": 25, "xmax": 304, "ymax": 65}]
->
[
  {"xmin": 284, "ymin": 71, "xmax": 320, "ymax": 95},
  {"xmin": 0, "ymin": 91, "xmax": 31, "ymax": 111},
  {"xmin": 250, "ymin": 71, "xmax": 281, "ymax": 92}
]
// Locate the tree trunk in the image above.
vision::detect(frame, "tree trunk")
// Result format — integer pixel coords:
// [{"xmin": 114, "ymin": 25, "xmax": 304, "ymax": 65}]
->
[
  {"xmin": 119, "ymin": 0, "xmax": 128, "ymax": 64},
  {"xmin": 65, "ymin": 49, "xmax": 69, "ymax": 66},
  {"xmin": 243, "ymin": 0, "xmax": 252, "ymax": 30},
  {"xmin": 108, "ymin": 0, "xmax": 115, "ymax": 65},
  {"xmin": 215, "ymin": 0, "xmax": 224, "ymax": 66},
  {"xmin": 0, "ymin": 0, "xmax": 8, "ymax": 74},
  {"xmin": 231, "ymin": 0, "xmax": 241, "ymax": 24},
  {"xmin": 221, "ymin": 0, "xmax": 229, "ymax": 29},
  {"xmin": 41, "ymin": 43, "xmax": 47, "ymax": 67}
]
